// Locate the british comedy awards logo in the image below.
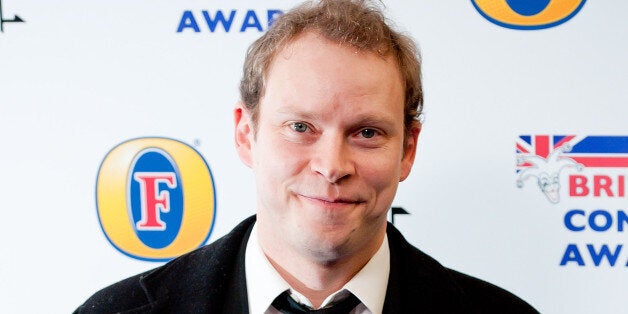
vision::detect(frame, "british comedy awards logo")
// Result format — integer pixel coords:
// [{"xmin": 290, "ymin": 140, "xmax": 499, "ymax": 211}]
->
[
  {"xmin": 96, "ymin": 137, "xmax": 216, "ymax": 261},
  {"xmin": 516, "ymin": 135, "xmax": 628, "ymax": 267},
  {"xmin": 471, "ymin": 0, "xmax": 586, "ymax": 30}
]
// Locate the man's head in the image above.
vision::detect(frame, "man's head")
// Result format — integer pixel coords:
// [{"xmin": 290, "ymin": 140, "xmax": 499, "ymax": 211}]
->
[
  {"xmin": 239, "ymin": 0, "xmax": 423, "ymax": 135},
  {"xmin": 234, "ymin": 0, "xmax": 422, "ymax": 268}
]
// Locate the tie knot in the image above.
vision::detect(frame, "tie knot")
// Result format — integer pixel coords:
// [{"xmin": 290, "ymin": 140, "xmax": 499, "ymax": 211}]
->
[{"xmin": 271, "ymin": 290, "xmax": 361, "ymax": 314}]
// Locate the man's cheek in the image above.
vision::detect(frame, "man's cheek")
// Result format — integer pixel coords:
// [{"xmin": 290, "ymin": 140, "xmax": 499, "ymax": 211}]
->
[{"xmin": 361, "ymin": 156, "xmax": 397, "ymax": 177}]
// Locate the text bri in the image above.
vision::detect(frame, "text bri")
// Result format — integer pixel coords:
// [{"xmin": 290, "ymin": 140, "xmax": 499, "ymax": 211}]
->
[{"xmin": 569, "ymin": 175, "xmax": 625, "ymax": 197}]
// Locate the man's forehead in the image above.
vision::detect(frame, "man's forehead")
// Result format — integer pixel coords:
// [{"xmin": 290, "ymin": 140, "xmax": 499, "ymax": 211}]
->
[
  {"xmin": 257, "ymin": 30, "xmax": 406, "ymax": 126},
  {"xmin": 268, "ymin": 31, "xmax": 399, "ymax": 74},
  {"xmin": 264, "ymin": 32, "xmax": 402, "ymax": 88}
]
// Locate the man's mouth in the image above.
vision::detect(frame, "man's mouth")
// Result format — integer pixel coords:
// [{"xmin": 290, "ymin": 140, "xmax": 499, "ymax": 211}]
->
[{"xmin": 297, "ymin": 194, "xmax": 364, "ymax": 207}]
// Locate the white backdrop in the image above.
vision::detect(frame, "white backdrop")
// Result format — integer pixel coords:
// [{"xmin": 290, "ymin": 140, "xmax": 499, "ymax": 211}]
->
[{"xmin": 1, "ymin": 1, "xmax": 626, "ymax": 313}]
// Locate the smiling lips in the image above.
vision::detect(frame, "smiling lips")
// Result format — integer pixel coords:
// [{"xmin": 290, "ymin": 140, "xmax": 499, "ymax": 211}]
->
[{"xmin": 298, "ymin": 194, "xmax": 364, "ymax": 208}]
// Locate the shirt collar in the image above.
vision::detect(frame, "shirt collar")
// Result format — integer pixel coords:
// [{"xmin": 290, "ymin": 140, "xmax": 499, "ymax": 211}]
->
[
  {"xmin": 245, "ymin": 223, "xmax": 390, "ymax": 314},
  {"xmin": 245, "ymin": 223, "xmax": 291, "ymax": 314},
  {"xmin": 343, "ymin": 232, "xmax": 390, "ymax": 313}
]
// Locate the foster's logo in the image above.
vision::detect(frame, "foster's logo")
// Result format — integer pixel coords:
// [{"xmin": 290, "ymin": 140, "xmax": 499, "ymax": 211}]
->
[
  {"xmin": 471, "ymin": 0, "xmax": 586, "ymax": 30},
  {"xmin": 96, "ymin": 137, "xmax": 216, "ymax": 261}
]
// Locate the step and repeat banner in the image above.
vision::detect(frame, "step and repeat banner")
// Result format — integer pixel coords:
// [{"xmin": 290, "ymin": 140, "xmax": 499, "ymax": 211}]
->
[{"xmin": 1, "ymin": 1, "xmax": 626, "ymax": 313}]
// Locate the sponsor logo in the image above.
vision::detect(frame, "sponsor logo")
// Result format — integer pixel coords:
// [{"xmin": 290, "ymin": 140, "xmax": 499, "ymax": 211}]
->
[
  {"xmin": 516, "ymin": 135, "xmax": 628, "ymax": 267},
  {"xmin": 0, "ymin": 0, "xmax": 24, "ymax": 32},
  {"xmin": 471, "ymin": 0, "xmax": 586, "ymax": 30},
  {"xmin": 96, "ymin": 137, "xmax": 216, "ymax": 261},
  {"xmin": 516, "ymin": 135, "xmax": 628, "ymax": 203},
  {"xmin": 176, "ymin": 9, "xmax": 283, "ymax": 33}
]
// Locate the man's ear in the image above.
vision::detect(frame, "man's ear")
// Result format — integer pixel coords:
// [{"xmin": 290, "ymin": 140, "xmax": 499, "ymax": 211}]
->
[
  {"xmin": 400, "ymin": 121, "xmax": 421, "ymax": 182},
  {"xmin": 234, "ymin": 101, "xmax": 253, "ymax": 168}
]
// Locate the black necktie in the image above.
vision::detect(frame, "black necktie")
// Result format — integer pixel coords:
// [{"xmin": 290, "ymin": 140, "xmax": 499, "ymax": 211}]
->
[{"xmin": 271, "ymin": 290, "xmax": 361, "ymax": 314}]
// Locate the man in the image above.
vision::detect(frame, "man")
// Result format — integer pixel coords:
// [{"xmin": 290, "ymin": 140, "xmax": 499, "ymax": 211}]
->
[{"xmin": 76, "ymin": 1, "xmax": 538, "ymax": 313}]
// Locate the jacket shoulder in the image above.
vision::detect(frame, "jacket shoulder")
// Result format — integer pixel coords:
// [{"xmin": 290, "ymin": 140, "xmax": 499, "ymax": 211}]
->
[
  {"xmin": 73, "ymin": 270, "xmax": 155, "ymax": 314},
  {"xmin": 446, "ymin": 269, "xmax": 539, "ymax": 313},
  {"xmin": 74, "ymin": 216, "xmax": 255, "ymax": 313},
  {"xmin": 385, "ymin": 223, "xmax": 538, "ymax": 313}
]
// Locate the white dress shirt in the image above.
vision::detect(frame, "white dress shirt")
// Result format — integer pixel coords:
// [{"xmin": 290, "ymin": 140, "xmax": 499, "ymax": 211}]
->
[{"xmin": 245, "ymin": 223, "xmax": 390, "ymax": 314}]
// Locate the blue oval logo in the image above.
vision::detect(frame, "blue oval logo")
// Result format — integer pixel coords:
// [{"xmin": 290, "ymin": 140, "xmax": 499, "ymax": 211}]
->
[
  {"xmin": 506, "ymin": 0, "xmax": 551, "ymax": 16},
  {"xmin": 471, "ymin": 0, "xmax": 586, "ymax": 30},
  {"xmin": 97, "ymin": 137, "xmax": 216, "ymax": 261},
  {"xmin": 129, "ymin": 148, "xmax": 184, "ymax": 249}
]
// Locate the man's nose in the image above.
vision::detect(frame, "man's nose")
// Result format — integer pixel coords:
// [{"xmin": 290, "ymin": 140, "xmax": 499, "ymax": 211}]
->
[{"xmin": 310, "ymin": 134, "xmax": 355, "ymax": 183}]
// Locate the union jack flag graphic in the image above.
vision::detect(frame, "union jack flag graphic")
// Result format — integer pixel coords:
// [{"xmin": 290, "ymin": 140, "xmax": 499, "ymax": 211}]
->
[
  {"xmin": 515, "ymin": 135, "xmax": 628, "ymax": 203},
  {"xmin": 516, "ymin": 135, "xmax": 628, "ymax": 169}
]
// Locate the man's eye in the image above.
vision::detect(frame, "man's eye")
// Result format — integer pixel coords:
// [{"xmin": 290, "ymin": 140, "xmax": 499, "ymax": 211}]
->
[
  {"xmin": 291, "ymin": 122, "xmax": 308, "ymax": 133},
  {"xmin": 360, "ymin": 128, "xmax": 377, "ymax": 138}
]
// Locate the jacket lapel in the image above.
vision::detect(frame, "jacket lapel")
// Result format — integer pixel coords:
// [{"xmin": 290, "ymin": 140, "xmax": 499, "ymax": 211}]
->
[{"xmin": 383, "ymin": 223, "xmax": 471, "ymax": 313}]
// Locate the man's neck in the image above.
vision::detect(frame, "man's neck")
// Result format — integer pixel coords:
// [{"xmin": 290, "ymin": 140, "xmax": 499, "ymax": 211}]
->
[
  {"xmin": 264, "ymin": 252, "xmax": 361, "ymax": 308},
  {"xmin": 258, "ymin": 224, "xmax": 386, "ymax": 308}
]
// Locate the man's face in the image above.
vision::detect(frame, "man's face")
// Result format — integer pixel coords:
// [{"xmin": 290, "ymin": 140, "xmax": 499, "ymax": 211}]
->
[{"xmin": 235, "ymin": 32, "xmax": 419, "ymax": 263}]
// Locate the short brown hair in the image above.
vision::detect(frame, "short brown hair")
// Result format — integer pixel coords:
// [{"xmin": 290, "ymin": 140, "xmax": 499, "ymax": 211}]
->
[{"xmin": 239, "ymin": 0, "xmax": 423, "ymax": 133}]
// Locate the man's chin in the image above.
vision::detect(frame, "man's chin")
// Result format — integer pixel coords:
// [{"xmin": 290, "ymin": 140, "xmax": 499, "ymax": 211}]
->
[{"xmin": 297, "ymin": 229, "xmax": 359, "ymax": 262}]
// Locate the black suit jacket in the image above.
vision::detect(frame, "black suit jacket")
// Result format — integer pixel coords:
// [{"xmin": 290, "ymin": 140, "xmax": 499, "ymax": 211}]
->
[{"xmin": 75, "ymin": 216, "xmax": 538, "ymax": 313}]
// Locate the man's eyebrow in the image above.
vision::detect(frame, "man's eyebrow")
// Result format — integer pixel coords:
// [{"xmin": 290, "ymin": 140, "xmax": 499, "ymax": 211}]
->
[
  {"xmin": 350, "ymin": 115, "xmax": 398, "ymax": 132},
  {"xmin": 274, "ymin": 106, "xmax": 319, "ymax": 119},
  {"xmin": 353, "ymin": 113, "xmax": 396, "ymax": 124},
  {"xmin": 276, "ymin": 103, "xmax": 399, "ymax": 120}
]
